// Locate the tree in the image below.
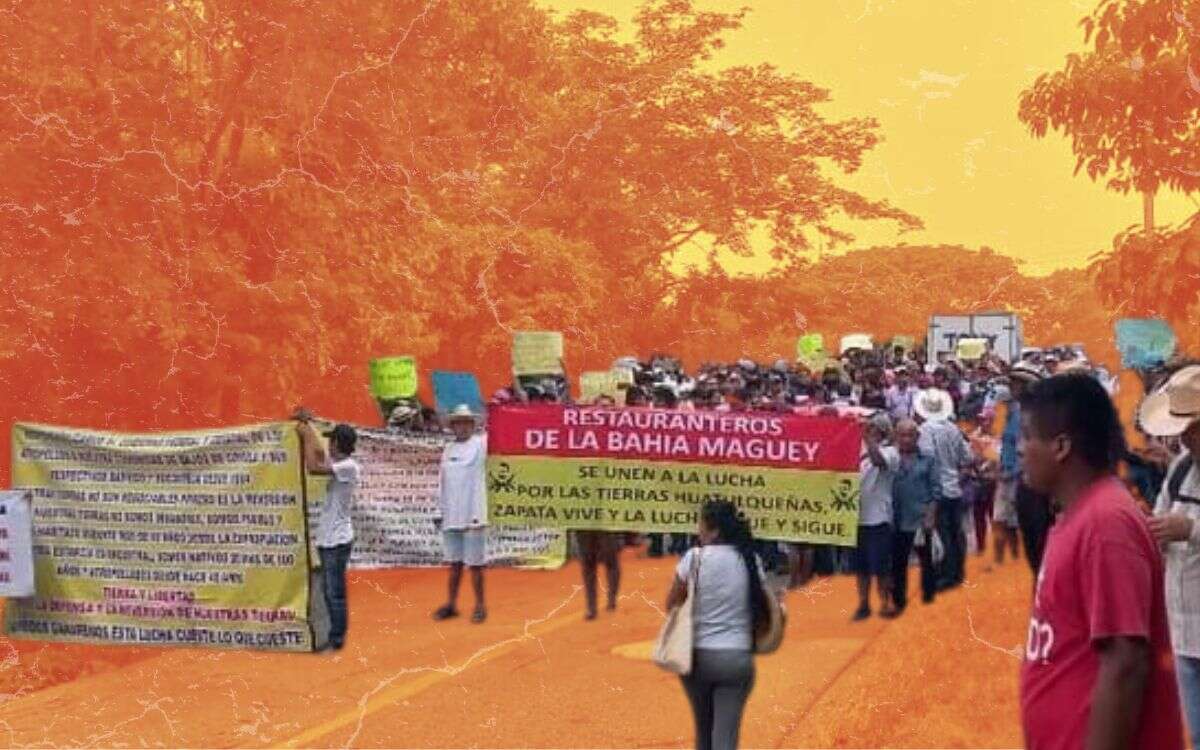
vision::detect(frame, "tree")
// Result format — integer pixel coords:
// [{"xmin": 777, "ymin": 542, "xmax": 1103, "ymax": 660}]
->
[
  {"xmin": 1018, "ymin": 0, "xmax": 1200, "ymax": 230},
  {"xmin": 665, "ymin": 245, "xmax": 1118, "ymax": 370},
  {"xmin": 0, "ymin": 0, "xmax": 921, "ymax": 458},
  {"xmin": 1092, "ymin": 215, "xmax": 1200, "ymax": 357}
]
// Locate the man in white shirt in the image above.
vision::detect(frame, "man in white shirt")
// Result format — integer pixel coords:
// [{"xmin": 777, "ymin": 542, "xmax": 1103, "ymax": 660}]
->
[
  {"xmin": 854, "ymin": 414, "xmax": 900, "ymax": 621},
  {"xmin": 885, "ymin": 367, "xmax": 917, "ymax": 422},
  {"xmin": 433, "ymin": 405, "xmax": 489, "ymax": 624},
  {"xmin": 296, "ymin": 413, "xmax": 360, "ymax": 652},
  {"xmin": 1139, "ymin": 364, "xmax": 1200, "ymax": 747}
]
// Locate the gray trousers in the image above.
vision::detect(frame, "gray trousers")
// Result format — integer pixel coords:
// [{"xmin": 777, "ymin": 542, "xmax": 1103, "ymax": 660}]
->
[{"xmin": 680, "ymin": 649, "xmax": 755, "ymax": 750}]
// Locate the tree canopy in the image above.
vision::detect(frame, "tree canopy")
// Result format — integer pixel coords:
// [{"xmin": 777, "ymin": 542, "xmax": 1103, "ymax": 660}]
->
[{"xmin": 0, "ymin": 0, "xmax": 1146, "ymax": 484}]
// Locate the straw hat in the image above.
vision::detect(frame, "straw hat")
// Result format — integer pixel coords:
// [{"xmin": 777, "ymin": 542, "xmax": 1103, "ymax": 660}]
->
[
  {"xmin": 448, "ymin": 404, "xmax": 478, "ymax": 423},
  {"xmin": 1138, "ymin": 365, "xmax": 1200, "ymax": 437},
  {"xmin": 914, "ymin": 388, "xmax": 955, "ymax": 422}
]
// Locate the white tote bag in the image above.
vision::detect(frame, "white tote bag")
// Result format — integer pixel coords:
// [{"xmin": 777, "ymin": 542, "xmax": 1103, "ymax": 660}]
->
[{"xmin": 653, "ymin": 548, "xmax": 701, "ymax": 675}]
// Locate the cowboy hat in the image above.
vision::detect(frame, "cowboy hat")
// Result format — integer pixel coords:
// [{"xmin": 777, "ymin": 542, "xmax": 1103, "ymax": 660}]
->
[
  {"xmin": 1138, "ymin": 365, "xmax": 1200, "ymax": 437},
  {"xmin": 914, "ymin": 388, "xmax": 955, "ymax": 422},
  {"xmin": 448, "ymin": 404, "xmax": 478, "ymax": 422}
]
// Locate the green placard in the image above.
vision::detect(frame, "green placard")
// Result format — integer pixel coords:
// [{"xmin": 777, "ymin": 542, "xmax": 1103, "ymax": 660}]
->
[
  {"xmin": 369, "ymin": 356, "xmax": 418, "ymax": 399},
  {"xmin": 796, "ymin": 334, "xmax": 828, "ymax": 370},
  {"xmin": 797, "ymin": 334, "xmax": 824, "ymax": 359}
]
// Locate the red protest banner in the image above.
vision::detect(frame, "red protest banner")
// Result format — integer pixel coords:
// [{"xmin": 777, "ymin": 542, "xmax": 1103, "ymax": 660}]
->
[{"xmin": 487, "ymin": 404, "xmax": 862, "ymax": 471}]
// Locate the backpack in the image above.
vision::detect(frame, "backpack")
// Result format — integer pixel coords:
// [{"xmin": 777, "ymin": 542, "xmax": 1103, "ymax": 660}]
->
[{"xmin": 1167, "ymin": 454, "xmax": 1200, "ymax": 506}]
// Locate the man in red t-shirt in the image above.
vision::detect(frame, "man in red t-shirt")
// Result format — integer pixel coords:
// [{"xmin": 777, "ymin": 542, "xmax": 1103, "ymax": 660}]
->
[{"xmin": 1017, "ymin": 374, "xmax": 1184, "ymax": 750}]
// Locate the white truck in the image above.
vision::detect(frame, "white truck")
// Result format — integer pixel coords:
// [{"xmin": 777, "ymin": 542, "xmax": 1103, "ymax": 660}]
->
[{"xmin": 927, "ymin": 312, "xmax": 1023, "ymax": 365}]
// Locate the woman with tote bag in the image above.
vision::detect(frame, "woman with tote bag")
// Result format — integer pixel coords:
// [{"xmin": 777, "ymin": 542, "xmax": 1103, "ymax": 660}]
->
[{"xmin": 657, "ymin": 500, "xmax": 780, "ymax": 750}]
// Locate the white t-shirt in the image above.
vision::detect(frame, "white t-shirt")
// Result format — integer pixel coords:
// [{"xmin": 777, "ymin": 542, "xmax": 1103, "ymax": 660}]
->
[
  {"xmin": 859, "ymin": 444, "xmax": 900, "ymax": 527},
  {"xmin": 317, "ymin": 457, "xmax": 360, "ymax": 548},
  {"xmin": 675, "ymin": 545, "xmax": 764, "ymax": 651},
  {"xmin": 439, "ymin": 434, "xmax": 488, "ymax": 530}
]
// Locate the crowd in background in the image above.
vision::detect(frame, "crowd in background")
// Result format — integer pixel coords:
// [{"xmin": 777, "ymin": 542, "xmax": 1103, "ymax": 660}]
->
[
  {"xmin": 354, "ymin": 336, "xmax": 1200, "ymax": 747},
  {"xmin": 374, "ymin": 338, "xmax": 1152, "ymax": 616}
]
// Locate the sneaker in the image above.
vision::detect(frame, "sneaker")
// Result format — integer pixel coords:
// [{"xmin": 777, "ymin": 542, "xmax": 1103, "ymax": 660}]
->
[
  {"xmin": 852, "ymin": 605, "xmax": 871, "ymax": 622},
  {"xmin": 432, "ymin": 605, "xmax": 459, "ymax": 621},
  {"xmin": 471, "ymin": 607, "xmax": 487, "ymax": 624},
  {"xmin": 584, "ymin": 609, "xmax": 597, "ymax": 621}
]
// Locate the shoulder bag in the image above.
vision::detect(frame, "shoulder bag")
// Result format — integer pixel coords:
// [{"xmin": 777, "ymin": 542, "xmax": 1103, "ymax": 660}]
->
[
  {"xmin": 754, "ymin": 574, "xmax": 787, "ymax": 655},
  {"xmin": 653, "ymin": 547, "xmax": 702, "ymax": 675}
]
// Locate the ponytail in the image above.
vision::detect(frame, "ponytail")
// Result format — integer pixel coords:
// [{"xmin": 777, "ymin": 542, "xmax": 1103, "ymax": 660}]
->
[{"xmin": 700, "ymin": 500, "xmax": 769, "ymax": 642}]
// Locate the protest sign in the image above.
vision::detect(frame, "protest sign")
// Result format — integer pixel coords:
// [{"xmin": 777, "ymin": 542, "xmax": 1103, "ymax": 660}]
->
[
  {"xmin": 486, "ymin": 405, "xmax": 862, "ymax": 545},
  {"xmin": 797, "ymin": 334, "xmax": 823, "ymax": 357},
  {"xmin": 512, "ymin": 331, "xmax": 564, "ymax": 376},
  {"xmin": 956, "ymin": 338, "xmax": 988, "ymax": 360},
  {"xmin": 306, "ymin": 426, "xmax": 566, "ymax": 568},
  {"xmin": 432, "ymin": 371, "xmax": 483, "ymax": 414},
  {"xmin": 0, "ymin": 492, "xmax": 34, "ymax": 597},
  {"xmin": 580, "ymin": 371, "xmax": 625, "ymax": 405},
  {"xmin": 796, "ymin": 334, "xmax": 826, "ymax": 368},
  {"xmin": 839, "ymin": 333, "xmax": 873, "ymax": 354},
  {"xmin": 1115, "ymin": 318, "xmax": 1177, "ymax": 370},
  {"xmin": 6, "ymin": 423, "xmax": 314, "ymax": 652},
  {"xmin": 369, "ymin": 357, "xmax": 418, "ymax": 400}
]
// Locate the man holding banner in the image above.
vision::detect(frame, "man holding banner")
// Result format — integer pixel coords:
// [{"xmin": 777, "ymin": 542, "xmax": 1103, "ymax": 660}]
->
[
  {"xmin": 434, "ymin": 405, "xmax": 489, "ymax": 624},
  {"xmin": 296, "ymin": 414, "xmax": 361, "ymax": 652}
]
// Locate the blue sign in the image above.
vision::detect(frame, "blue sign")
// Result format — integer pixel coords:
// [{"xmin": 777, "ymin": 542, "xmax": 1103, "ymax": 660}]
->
[
  {"xmin": 1115, "ymin": 318, "xmax": 1177, "ymax": 370},
  {"xmin": 432, "ymin": 371, "xmax": 484, "ymax": 414}
]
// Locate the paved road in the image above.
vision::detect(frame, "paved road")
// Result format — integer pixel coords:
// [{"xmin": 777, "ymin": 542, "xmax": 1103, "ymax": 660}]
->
[{"xmin": 0, "ymin": 556, "xmax": 1028, "ymax": 748}]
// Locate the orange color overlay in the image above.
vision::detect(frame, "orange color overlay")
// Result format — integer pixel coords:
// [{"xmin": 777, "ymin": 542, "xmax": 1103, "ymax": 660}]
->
[{"xmin": 0, "ymin": 0, "xmax": 1196, "ymax": 745}]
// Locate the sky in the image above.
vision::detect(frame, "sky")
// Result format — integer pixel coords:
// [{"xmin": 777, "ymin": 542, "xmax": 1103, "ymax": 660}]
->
[{"xmin": 540, "ymin": 0, "xmax": 1197, "ymax": 276}]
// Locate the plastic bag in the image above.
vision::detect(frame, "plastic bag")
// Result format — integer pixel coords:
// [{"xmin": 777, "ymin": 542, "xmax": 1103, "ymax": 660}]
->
[{"xmin": 930, "ymin": 529, "xmax": 945, "ymax": 565}]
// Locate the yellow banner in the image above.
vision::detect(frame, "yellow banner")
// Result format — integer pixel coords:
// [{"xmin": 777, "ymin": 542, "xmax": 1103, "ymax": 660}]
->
[
  {"xmin": 486, "ymin": 456, "xmax": 860, "ymax": 545},
  {"xmin": 6, "ymin": 423, "xmax": 313, "ymax": 652}
]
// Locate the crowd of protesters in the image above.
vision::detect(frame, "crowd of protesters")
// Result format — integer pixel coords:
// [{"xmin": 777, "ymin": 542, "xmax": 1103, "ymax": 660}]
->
[
  {"xmin": 300, "ymin": 334, "xmax": 1200, "ymax": 749},
  {"xmin": 375, "ymin": 339, "xmax": 1128, "ymax": 621}
]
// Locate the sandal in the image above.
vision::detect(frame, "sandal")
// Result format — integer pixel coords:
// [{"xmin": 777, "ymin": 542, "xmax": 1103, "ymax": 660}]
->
[{"xmin": 432, "ymin": 605, "xmax": 459, "ymax": 621}]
